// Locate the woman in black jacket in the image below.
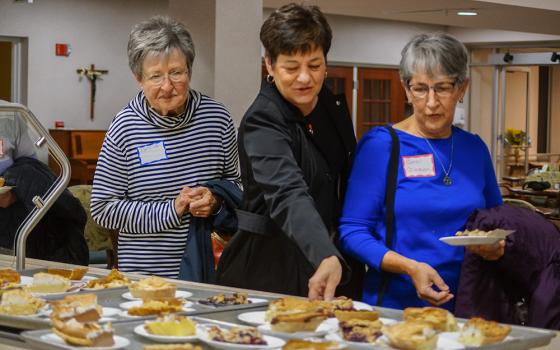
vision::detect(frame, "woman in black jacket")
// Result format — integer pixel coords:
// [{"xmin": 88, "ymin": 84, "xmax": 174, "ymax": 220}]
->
[{"xmin": 217, "ymin": 3, "xmax": 363, "ymax": 300}]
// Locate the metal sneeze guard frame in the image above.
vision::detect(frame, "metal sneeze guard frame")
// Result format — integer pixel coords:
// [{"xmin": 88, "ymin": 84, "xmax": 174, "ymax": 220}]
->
[{"xmin": 0, "ymin": 100, "xmax": 71, "ymax": 270}]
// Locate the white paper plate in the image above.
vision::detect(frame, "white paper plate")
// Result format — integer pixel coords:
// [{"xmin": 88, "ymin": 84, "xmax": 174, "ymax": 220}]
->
[
  {"xmin": 325, "ymin": 332, "xmax": 380, "ymax": 350},
  {"xmin": 327, "ymin": 331, "xmax": 465, "ymax": 350},
  {"xmin": 119, "ymin": 299, "xmax": 193, "ymax": 310},
  {"xmin": 121, "ymin": 289, "xmax": 192, "ymax": 301},
  {"xmin": 353, "ymin": 301, "xmax": 374, "ymax": 311},
  {"xmin": 133, "ymin": 324, "xmax": 198, "ymax": 343},
  {"xmin": 258, "ymin": 321, "xmax": 335, "ymax": 339},
  {"xmin": 440, "ymin": 229, "xmax": 514, "ymax": 246},
  {"xmin": 39, "ymin": 333, "xmax": 130, "ymax": 350},
  {"xmin": 238, "ymin": 311, "xmax": 267, "ymax": 326},
  {"xmin": 197, "ymin": 325, "xmax": 285, "ymax": 350},
  {"xmin": 0, "ymin": 186, "xmax": 14, "ymax": 195}
]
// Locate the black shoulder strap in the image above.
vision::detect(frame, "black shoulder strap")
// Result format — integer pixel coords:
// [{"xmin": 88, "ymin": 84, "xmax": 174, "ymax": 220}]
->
[{"xmin": 376, "ymin": 125, "xmax": 400, "ymax": 306}]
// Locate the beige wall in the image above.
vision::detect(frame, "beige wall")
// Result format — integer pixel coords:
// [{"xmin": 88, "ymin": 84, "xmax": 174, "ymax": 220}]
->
[{"xmin": 551, "ymin": 66, "xmax": 560, "ymax": 154}]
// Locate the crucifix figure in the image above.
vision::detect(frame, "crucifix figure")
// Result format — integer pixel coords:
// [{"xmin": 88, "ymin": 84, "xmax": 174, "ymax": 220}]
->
[{"xmin": 77, "ymin": 64, "xmax": 108, "ymax": 121}]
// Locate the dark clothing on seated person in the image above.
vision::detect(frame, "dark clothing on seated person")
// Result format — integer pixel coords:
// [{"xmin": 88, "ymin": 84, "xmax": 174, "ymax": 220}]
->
[
  {"xmin": 455, "ymin": 205, "xmax": 560, "ymax": 329},
  {"xmin": 0, "ymin": 157, "xmax": 88, "ymax": 265}
]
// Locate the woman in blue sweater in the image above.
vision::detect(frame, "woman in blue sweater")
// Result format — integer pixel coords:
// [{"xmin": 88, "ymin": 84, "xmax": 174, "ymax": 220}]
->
[{"xmin": 339, "ymin": 33, "xmax": 503, "ymax": 310}]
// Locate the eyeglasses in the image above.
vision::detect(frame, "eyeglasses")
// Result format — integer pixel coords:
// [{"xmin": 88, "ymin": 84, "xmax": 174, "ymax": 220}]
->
[
  {"xmin": 144, "ymin": 70, "xmax": 188, "ymax": 86},
  {"xmin": 406, "ymin": 79, "xmax": 459, "ymax": 99}
]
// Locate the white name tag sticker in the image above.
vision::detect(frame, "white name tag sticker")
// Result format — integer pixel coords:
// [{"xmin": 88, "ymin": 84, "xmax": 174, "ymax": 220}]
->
[
  {"xmin": 137, "ymin": 141, "xmax": 168, "ymax": 165},
  {"xmin": 402, "ymin": 154, "xmax": 436, "ymax": 178},
  {"xmin": 0, "ymin": 139, "xmax": 4, "ymax": 158}
]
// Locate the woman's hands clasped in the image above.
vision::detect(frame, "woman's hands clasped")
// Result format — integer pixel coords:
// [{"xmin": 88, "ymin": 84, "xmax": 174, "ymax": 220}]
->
[{"xmin": 174, "ymin": 186, "xmax": 221, "ymax": 218}]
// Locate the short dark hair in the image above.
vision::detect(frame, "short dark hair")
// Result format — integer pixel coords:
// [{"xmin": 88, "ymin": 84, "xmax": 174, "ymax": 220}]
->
[{"xmin": 260, "ymin": 3, "xmax": 332, "ymax": 64}]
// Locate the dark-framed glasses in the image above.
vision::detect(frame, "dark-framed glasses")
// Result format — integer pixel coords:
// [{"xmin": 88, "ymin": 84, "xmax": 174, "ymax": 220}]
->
[
  {"xmin": 407, "ymin": 79, "xmax": 458, "ymax": 99},
  {"xmin": 144, "ymin": 70, "xmax": 188, "ymax": 86}
]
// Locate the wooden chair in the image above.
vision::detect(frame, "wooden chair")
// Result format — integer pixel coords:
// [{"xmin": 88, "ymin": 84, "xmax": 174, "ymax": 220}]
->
[{"xmin": 70, "ymin": 131, "xmax": 105, "ymax": 184}]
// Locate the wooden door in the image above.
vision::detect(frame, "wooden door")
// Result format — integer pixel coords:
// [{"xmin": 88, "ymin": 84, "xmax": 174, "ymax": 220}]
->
[
  {"xmin": 325, "ymin": 66, "xmax": 353, "ymax": 112},
  {"xmin": 357, "ymin": 68, "xmax": 406, "ymax": 139}
]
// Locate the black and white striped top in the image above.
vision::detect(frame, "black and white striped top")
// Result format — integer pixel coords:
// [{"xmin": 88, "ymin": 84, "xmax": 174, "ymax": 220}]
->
[{"xmin": 91, "ymin": 90, "xmax": 239, "ymax": 278}]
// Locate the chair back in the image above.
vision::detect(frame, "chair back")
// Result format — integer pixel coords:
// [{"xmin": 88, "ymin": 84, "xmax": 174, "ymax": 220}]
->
[{"xmin": 70, "ymin": 131, "xmax": 105, "ymax": 160}]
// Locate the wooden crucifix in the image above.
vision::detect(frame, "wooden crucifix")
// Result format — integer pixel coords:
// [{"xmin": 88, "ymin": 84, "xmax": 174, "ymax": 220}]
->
[{"xmin": 77, "ymin": 64, "xmax": 108, "ymax": 121}]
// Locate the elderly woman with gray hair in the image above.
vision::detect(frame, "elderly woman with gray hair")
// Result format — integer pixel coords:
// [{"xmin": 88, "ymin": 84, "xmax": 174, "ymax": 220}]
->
[
  {"xmin": 339, "ymin": 33, "xmax": 502, "ymax": 310},
  {"xmin": 91, "ymin": 15, "xmax": 239, "ymax": 278}
]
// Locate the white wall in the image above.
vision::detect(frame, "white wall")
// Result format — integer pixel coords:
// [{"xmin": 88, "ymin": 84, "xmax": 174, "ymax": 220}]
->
[{"xmin": 0, "ymin": 0, "xmax": 169, "ymax": 130}]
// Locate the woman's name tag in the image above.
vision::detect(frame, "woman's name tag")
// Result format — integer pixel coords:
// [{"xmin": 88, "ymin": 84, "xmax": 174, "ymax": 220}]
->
[
  {"xmin": 137, "ymin": 141, "xmax": 167, "ymax": 165},
  {"xmin": 403, "ymin": 154, "xmax": 435, "ymax": 178}
]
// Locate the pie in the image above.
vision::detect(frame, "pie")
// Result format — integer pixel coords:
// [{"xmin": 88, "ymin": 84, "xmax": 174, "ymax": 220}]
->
[
  {"xmin": 144, "ymin": 345, "xmax": 202, "ymax": 350},
  {"xmin": 265, "ymin": 297, "xmax": 331, "ymax": 321},
  {"xmin": 0, "ymin": 289, "xmax": 45, "ymax": 316},
  {"xmin": 0, "ymin": 269, "xmax": 21, "ymax": 291},
  {"xmin": 270, "ymin": 310, "xmax": 328, "ymax": 333},
  {"xmin": 403, "ymin": 307, "xmax": 458, "ymax": 332},
  {"xmin": 458, "ymin": 317, "xmax": 512, "ymax": 346},
  {"xmin": 208, "ymin": 326, "xmax": 267, "ymax": 345},
  {"xmin": 334, "ymin": 309, "xmax": 379, "ymax": 322},
  {"xmin": 282, "ymin": 339, "xmax": 341, "ymax": 349},
  {"xmin": 25, "ymin": 272, "xmax": 71, "ymax": 293},
  {"xmin": 144, "ymin": 315, "xmax": 196, "ymax": 336},
  {"xmin": 85, "ymin": 269, "xmax": 130, "ymax": 289},
  {"xmin": 47, "ymin": 267, "xmax": 88, "ymax": 281},
  {"xmin": 50, "ymin": 294, "xmax": 102, "ymax": 323},
  {"xmin": 339, "ymin": 319, "xmax": 383, "ymax": 343},
  {"xmin": 127, "ymin": 298, "xmax": 184, "ymax": 316},
  {"xmin": 200, "ymin": 292, "xmax": 250, "ymax": 305},
  {"xmin": 129, "ymin": 275, "xmax": 176, "ymax": 300},
  {"xmin": 382, "ymin": 321, "xmax": 438, "ymax": 350},
  {"xmin": 0, "ymin": 177, "xmax": 4, "ymax": 187},
  {"xmin": 52, "ymin": 318, "xmax": 114, "ymax": 347}
]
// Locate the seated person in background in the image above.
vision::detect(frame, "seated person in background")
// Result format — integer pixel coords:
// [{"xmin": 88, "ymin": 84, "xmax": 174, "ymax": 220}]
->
[
  {"xmin": 338, "ymin": 33, "xmax": 503, "ymax": 310},
  {"xmin": 0, "ymin": 106, "xmax": 88, "ymax": 265},
  {"xmin": 90, "ymin": 16, "xmax": 240, "ymax": 279}
]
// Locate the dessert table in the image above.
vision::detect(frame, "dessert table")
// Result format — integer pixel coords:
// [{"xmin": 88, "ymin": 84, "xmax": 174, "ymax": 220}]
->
[{"xmin": 0, "ymin": 254, "xmax": 557, "ymax": 350}]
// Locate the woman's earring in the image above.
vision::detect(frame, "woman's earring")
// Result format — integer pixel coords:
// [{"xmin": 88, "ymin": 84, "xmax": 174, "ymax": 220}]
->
[
  {"xmin": 266, "ymin": 74, "xmax": 274, "ymax": 83},
  {"xmin": 459, "ymin": 97, "xmax": 464, "ymax": 103},
  {"xmin": 325, "ymin": 71, "xmax": 328, "ymax": 78}
]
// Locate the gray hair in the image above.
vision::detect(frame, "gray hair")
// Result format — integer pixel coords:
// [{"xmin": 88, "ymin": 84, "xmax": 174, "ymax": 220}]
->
[
  {"xmin": 399, "ymin": 33, "xmax": 468, "ymax": 83},
  {"xmin": 127, "ymin": 15, "xmax": 195, "ymax": 79}
]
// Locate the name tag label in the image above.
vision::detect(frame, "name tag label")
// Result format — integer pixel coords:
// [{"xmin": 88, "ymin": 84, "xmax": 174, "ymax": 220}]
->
[
  {"xmin": 402, "ymin": 154, "xmax": 435, "ymax": 178},
  {"xmin": 0, "ymin": 139, "xmax": 3, "ymax": 158},
  {"xmin": 137, "ymin": 141, "xmax": 167, "ymax": 165}
]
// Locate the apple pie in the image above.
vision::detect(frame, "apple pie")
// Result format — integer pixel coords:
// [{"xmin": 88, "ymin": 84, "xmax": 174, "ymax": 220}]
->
[
  {"xmin": 403, "ymin": 307, "xmax": 458, "ymax": 332},
  {"xmin": 127, "ymin": 298, "xmax": 184, "ymax": 316},
  {"xmin": 382, "ymin": 321, "xmax": 438, "ymax": 350},
  {"xmin": 47, "ymin": 267, "xmax": 88, "ymax": 281},
  {"xmin": 334, "ymin": 309, "xmax": 379, "ymax": 322},
  {"xmin": 50, "ymin": 294, "xmax": 102, "ymax": 323},
  {"xmin": 458, "ymin": 317, "xmax": 511, "ymax": 346},
  {"xmin": 270, "ymin": 310, "xmax": 328, "ymax": 333}
]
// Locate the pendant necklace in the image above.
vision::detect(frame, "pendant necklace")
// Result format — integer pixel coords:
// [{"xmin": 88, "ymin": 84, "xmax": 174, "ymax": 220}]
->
[{"xmin": 423, "ymin": 131, "xmax": 454, "ymax": 186}]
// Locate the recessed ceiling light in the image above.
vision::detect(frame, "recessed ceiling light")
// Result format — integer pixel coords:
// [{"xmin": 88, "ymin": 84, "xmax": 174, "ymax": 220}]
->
[{"xmin": 457, "ymin": 10, "xmax": 478, "ymax": 16}]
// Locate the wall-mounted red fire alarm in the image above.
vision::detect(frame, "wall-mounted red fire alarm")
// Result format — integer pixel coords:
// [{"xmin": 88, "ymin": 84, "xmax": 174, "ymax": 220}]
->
[{"xmin": 55, "ymin": 43, "xmax": 71, "ymax": 57}]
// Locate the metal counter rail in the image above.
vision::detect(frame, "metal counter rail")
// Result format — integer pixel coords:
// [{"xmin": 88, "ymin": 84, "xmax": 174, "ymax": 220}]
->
[{"xmin": 0, "ymin": 101, "xmax": 71, "ymax": 271}]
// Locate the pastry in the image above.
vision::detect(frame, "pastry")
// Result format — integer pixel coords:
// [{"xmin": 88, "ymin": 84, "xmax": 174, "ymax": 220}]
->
[
  {"xmin": 208, "ymin": 325, "xmax": 267, "ymax": 345},
  {"xmin": 0, "ymin": 177, "xmax": 5, "ymax": 187},
  {"xmin": 0, "ymin": 289, "xmax": 45, "ymax": 316},
  {"xmin": 382, "ymin": 321, "xmax": 438, "ymax": 350},
  {"xmin": 0, "ymin": 269, "xmax": 21, "ymax": 284},
  {"xmin": 127, "ymin": 298, "xmax": 184, "ymax": 316},
  {"xmin": 200, "ymin": 292, "xmax": 250, "ymax": 305},
  {"xmin": 334, "ymin": 309, "xmax": 379, "ymax": 322},
  {"xmin": 52, "ymin": 318, "xmax": 114, "ymax": 347},
  {"xmin": 458, "ymin": 317, "xmax": 512, "ymax": 346},
  {"xmin": 50, "ymin": 294, "xmax": 102, "ymax": 323},
  {"xmin": 282, "ymin": 339, "xmax": 341, "ymax": 349},
  {"xmin": 265, "ymin": 297, "xmax": 330, "ymax": 321},
  {"xmin": 85, "ymin": 269, "xmax": 130, "ymax": 289},
  {"xmin": 129, "ymin": 275, "xmax": 176, "ymax": 300},
  {"xmin": 144, "ymin": 345, "xmax": 202, "ymax": 350},
  {"xmin": 339, "ymin": 319, "xmax": 383, "ymax": 343},
  {"xmin": 25, "ymin": 272, "xmax": 71, "ymax": 293},
  {"xmin": 144, "ymin": 314, "xmax": 196, "ymax": 336},
  {"xmin": 270, "ymin": 311, "xmax": 327, "ymax": 333},
  {"xmin": 403, "ymin": 307, "xmax": 458, "ymax": 332},
  {"xmin": 47, "ymin": 267, "xmax": 88, "ymax": 281}
]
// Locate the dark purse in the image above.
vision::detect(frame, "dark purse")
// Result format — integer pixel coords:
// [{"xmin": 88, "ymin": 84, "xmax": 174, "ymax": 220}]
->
[{"xmin": 523, "ymin": 181, "xmax": 551, "ymax": 191}]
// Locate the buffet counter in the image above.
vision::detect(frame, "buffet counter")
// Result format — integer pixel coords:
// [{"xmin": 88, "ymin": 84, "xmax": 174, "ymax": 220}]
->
[{"xmin": 0, "ymin": 255, "xmax": 557, "ymax": 350}]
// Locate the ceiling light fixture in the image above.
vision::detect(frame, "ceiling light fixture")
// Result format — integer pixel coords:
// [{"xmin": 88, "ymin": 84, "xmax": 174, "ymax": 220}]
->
[{"xmin": 457, "ymin": 10, "xmax": 478, "ymax": 16}]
